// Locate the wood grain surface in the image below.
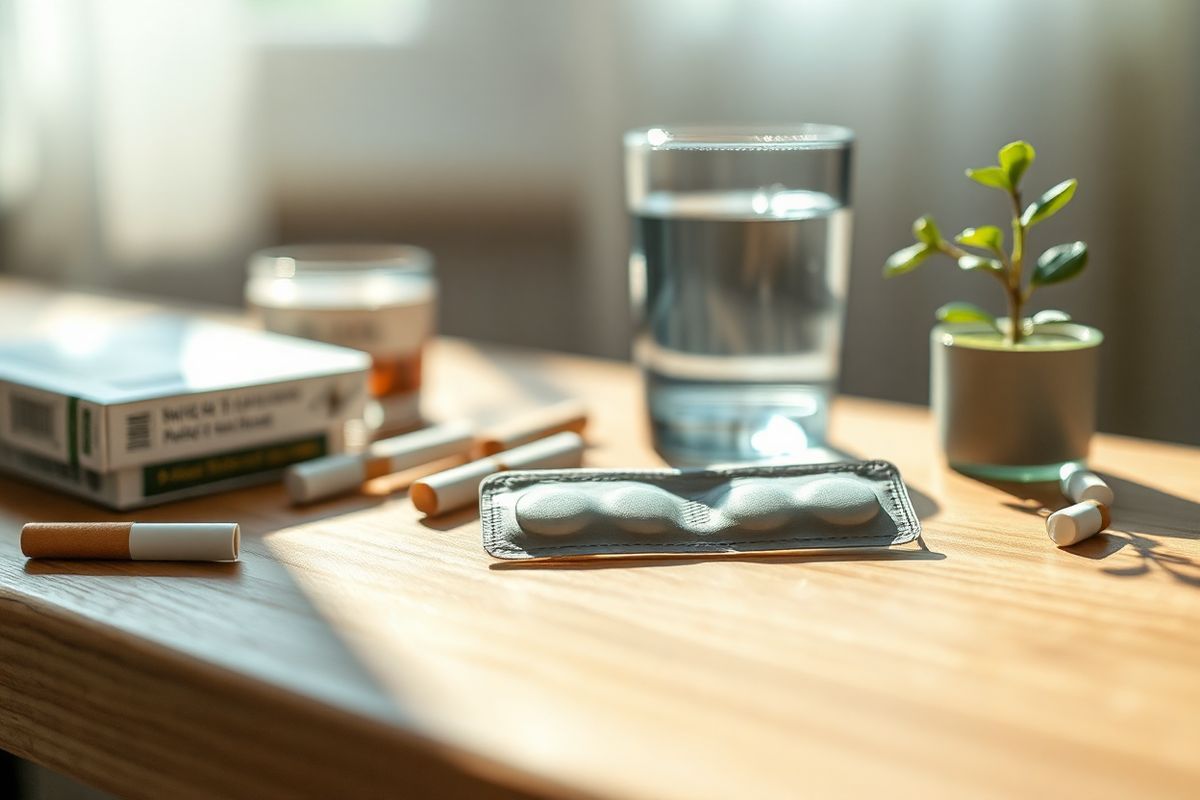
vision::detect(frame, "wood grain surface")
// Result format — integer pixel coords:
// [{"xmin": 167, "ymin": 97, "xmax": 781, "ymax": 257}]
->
[{"xmin": 0, "ymin": 283, "xmax": 1198, "ymax": 799}]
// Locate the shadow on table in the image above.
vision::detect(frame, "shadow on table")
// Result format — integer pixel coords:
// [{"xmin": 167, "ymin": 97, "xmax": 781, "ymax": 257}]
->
[
  {"xmin": 2, "ymin": 474, "xmax": 414, "ymax": 732},
  {"xmin": 17, "ymin": 480, "xmax": 411, "ymax": 579},
  {"xmin": 977, "ymin": 472, "xmax": 1200, "ymax": 587},
  {"xmin": 418, "ymin": 506, "xmax": 482, "ymax": 532},
  {"xmin": 900, "ymin": 484, "xmax": 939, "ymax": 522},
  {"xmin": 24, "ymin": 560, "xmax": 244, "ymax": 578},
  {"xmin": 490, "ymin": 537, "xmax": 944, "ymax": 571}
]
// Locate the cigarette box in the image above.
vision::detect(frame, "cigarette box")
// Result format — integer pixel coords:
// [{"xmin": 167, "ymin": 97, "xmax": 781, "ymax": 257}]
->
[
  {"xmin": 0, "ymin": 314, "xmax": 370, "ymax": 508},
  {"xmin": 0, "ymin": 426, "xmax": 343, "ymax": 509}
]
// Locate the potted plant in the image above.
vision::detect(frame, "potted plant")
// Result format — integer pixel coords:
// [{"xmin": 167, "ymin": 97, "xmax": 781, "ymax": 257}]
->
[{"xmin": 884, "ymin": 141, "xmax": 1102, "ymax": 482}]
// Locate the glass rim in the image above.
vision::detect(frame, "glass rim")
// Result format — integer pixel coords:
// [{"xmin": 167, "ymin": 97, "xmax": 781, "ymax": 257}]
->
[
  {"xmin": 624, "ymin": 124, "xmax": 854, "ymax": 151},
  {"xmin": 249, "ymin": 243, "xmax": 433, "ymax": 279}
]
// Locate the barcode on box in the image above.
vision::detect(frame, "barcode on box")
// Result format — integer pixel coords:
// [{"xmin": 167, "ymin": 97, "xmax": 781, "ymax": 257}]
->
[
  {"xmin": 10, "ymin": 394, "xmax": 55, "ymax": 443},
  {"xmin": 125, "ymin": 413, "xmax": 151, "ymax": 451}
]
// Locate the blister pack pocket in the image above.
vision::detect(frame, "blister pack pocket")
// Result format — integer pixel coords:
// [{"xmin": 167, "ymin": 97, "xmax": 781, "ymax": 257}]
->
[{"xmin": 480, "ymin": 460, "xmax": 921, "ymax": 560}]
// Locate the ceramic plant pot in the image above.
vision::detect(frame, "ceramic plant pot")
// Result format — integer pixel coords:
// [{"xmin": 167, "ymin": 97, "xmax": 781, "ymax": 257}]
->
[{"xmin": 930, "ymin": 321, "xmax": 1103, "ymax": 482}]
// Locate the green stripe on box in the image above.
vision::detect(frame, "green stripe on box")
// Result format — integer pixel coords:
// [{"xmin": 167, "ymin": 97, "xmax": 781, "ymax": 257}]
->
[{"xmin": 142, "ymin": 434, "xmax": 328, "ymax": 496}]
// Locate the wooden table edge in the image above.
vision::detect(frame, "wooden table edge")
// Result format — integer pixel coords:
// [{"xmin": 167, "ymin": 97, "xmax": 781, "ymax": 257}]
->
[{"xmin": 0, "ymin": 584, "xmax": 594, "ymax": 800}]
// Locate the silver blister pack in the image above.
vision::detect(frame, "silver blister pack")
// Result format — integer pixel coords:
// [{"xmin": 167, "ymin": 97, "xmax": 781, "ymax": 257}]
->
[{"xmin": 480, "ymin": 460, "xmax": 921, "ymax": 560}]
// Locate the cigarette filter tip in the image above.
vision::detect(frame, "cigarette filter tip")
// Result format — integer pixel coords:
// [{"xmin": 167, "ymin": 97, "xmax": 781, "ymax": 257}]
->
[{"xmin": 284, "ymin": 454, "xmax": 366, "ymax": 504}]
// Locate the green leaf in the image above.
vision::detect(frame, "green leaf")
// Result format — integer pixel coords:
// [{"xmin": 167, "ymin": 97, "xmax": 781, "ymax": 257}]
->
[
  {"xmin": 1030, "ymin": 309, "xmax": 1072, "ymax": 326},
  {"xmin": 912, "ymin": 215, "xmax": 941, "ymax": 246},
  {"xmin": 1032, "ymin": 242, "xmax": 1088, "ymax": 286},
  {"xmin": 998, "ymin": 141, "xmax": 1036, "ymax": 187},
  {"xmin": 935, "ymin": 302, "xmax": 1000, "ymax": 330},
  {"xmin": 955, "ymin": 225, "xmax": 1005, "ymax": 252},
  {"xmin": 883, "ymin": 242, "xmax": 933, "ymax": 277},
  {"xmin": 957, "ymin": 255, "xmax": 1003, "ymax": 273},
  {"xmin": 965, "ymin": 166, "xmax": 1011, "ymax": 190},
  {"xmin": 1021, "ymin": 178, "xmax": 1077, "ymax": 227}
]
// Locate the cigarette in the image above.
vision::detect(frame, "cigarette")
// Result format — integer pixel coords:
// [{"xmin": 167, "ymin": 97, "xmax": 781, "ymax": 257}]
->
[
  {"xmin": 476, "ymin": 400, "xmax": 587, "ymax": 456},
  {"xmin": 412, "ymin": 431, "xmax": 584, "ymax": 516},
  {"xmin": 285, "ymin": 420, "xmax": 475, "ymax": 504},
  {"xmin": 22, "ymin": 522, "xmax": 239, "ymax": 561},
  {"xmin": 1046, "ymin": 500, "xmax": 1111, "ymax": 547}
]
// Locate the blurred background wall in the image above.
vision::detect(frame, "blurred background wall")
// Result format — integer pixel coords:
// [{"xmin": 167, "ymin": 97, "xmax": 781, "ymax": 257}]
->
[{"xmin": 1, "ymin": 0, "xmax": 1198, "ymax": 444}]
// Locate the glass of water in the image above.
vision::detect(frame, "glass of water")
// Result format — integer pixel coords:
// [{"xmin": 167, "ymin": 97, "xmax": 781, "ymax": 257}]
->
[{"xmin": 625, "ymin": 125, "xmax": 854, "ymax": 464}]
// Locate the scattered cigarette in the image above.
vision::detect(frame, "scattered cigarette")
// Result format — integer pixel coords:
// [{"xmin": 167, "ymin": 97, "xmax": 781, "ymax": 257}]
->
[
  {"xmin": 284, "ymin": 402, "xmax": 586, "ymax": 505},
  {"xmin": 1059, "ymin": 464, "xmax": 1114, "ymax": 506},
  {"xmin": 476, "ymin": 400, "xmax": 587, "ymax": 456},
  {"xmin": 285, "ymin": 420, "xmax": 475, "ymax": 504},
  {"xmin": 412, "ymin": 431, "xmax": 585, "ymax": 516},
  {"xmin": 1046, "ymin": 500, "xmax": 1111, "ymax": 547},
  {"xmin": 21, "ymin": 522, "xmax": 239, "ymax": 561}
]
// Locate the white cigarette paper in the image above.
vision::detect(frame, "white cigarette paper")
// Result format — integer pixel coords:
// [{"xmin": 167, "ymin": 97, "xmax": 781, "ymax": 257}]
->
[
  {"xmin": 477, "ymin": 400, "xmax": 587, "ymax": 455},
  {"xmin": 412, "ymin": 431, "xmax": 584, "ymax": 515},
  {"xmin": 285, "ymin": 420, "xmax": 475, "ymax": 503}
]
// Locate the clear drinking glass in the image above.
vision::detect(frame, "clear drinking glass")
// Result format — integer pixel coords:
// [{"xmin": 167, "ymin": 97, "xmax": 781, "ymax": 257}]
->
[{"xmin": 625, "ymin": 125, "xmax": 854, "ymax": 464}]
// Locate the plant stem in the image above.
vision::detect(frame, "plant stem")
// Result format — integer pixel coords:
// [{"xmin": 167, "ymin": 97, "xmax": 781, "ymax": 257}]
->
[
  {"xmin": 1007, "ymin": 189, "xmax": 1026, "ymax": 345},
  {"xmin": 1006, "ymin": 284, "xmax": 1023, "ymax": 346}
]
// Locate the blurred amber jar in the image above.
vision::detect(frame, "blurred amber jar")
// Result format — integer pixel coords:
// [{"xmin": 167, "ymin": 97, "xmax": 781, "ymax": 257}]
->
[{"xmin": 246, "ymin": 244, "xmax": 435, "ymax": 431}]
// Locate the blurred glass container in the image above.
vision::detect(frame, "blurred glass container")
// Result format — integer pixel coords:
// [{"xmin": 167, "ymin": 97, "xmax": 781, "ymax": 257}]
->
[
  {"xmin": 625, "ymin": 125, "xmax": 854, "ymax": 465},
  {"xmin": 246, "ymin": 244, "xmax": 436, "ymax": 432}
]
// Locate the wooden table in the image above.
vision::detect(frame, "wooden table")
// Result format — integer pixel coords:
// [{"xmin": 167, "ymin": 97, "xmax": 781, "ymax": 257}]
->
[{"xmin": 1, "ymin": 291, "xmax": 1198, "ymax": 799}]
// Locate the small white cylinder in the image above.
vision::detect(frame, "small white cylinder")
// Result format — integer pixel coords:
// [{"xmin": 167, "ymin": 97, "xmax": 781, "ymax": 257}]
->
[
  {"xmin": 413, "ymin": 458, "xmax": 505, "ymax": 515},
  {"xmin": 412, "ymin": 431, "xmax": 584, "ymax": 515},
  {"xmin": 285, "ymin": 453, "xmax": 366, "ymax": 504},
  {"xmin": 283, "ymin": 421, "xmax": 475, "ymax": 504},
  {"xmin": 128, "ymin": 523, "xmax": 240, "ymax": 561},
  {"xmin": 1046, "ymin": 500, "xmax": 1110, "ymax": 547},
  {"xmin": 477, "ymin": 400, "xmax": 587, "ymax": 455},
  {"xmin": 494, "ymin": 431, "xmax": 585, "ymax": 471},
  {"xmin": 371, "ymin": 420, "xmax": 475, "ymax": 472},
  {"xmin": 1059, "ymin": 464, "xmax": 1114, "ymax": 506}
]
